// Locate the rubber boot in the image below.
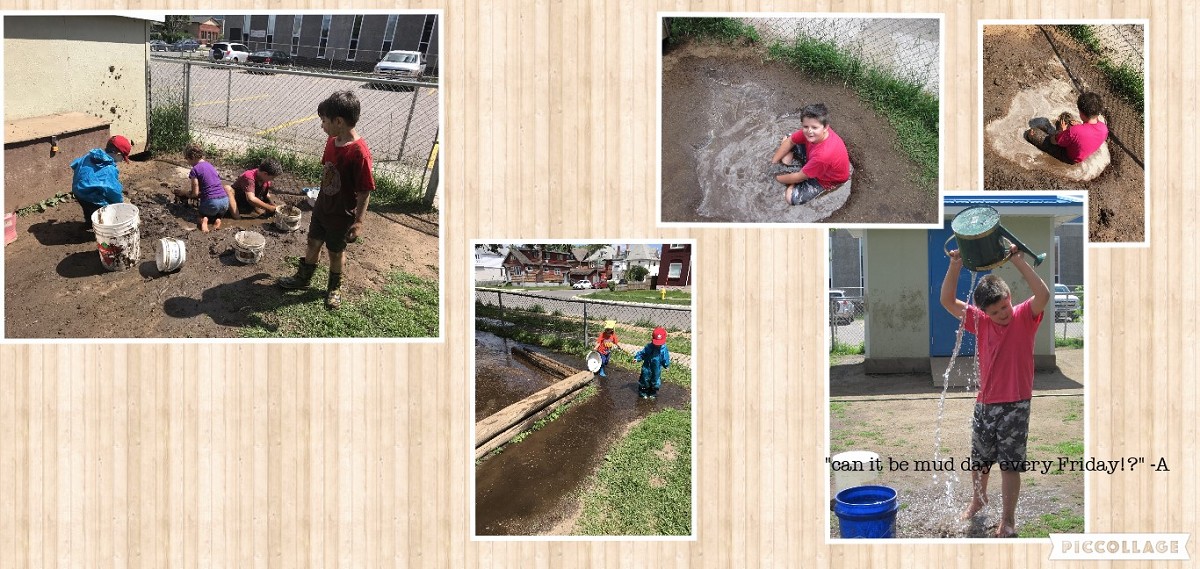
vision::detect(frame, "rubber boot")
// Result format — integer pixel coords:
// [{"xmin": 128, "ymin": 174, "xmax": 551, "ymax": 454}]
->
[
  {"xmin": 278, "ymin": 259, "xmax": 317, "ymax": 290},
  {"xmin": 325, "ymin": 271, "xmax": 343, "ymax": 310}
]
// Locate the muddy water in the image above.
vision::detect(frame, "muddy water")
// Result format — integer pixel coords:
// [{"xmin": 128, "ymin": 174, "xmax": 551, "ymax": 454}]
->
[
  {"xmin": 474, "ymin": 340, "xmax": 689, "ymax": 536},
  {"xmin": 693, "ymin": 79, "xmax": 848, "ymax": 223},
  {"xmin": 475, "ymin": 331, "xmax": 557, "ymax": 420}
]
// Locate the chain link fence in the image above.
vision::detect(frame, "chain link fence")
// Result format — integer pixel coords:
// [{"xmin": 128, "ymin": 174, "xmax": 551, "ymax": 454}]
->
[
  {"xmin": 1052, "ymin": 284, "xmax": 1085, "ymax": 341},
  {"xmin": 148, "ymin": 51, "xmax": 438, "ymax": 186},
  {"xmin": 475, "ymin": 289, "xmax": 693, "ymax": 353},
  {"xmin": 740, "ymin": 17, "xmax": 940, "ymax": 96},
  {"xmin": 1040, "ymin": 24, "xmax": 1145, "ymax": 168}
]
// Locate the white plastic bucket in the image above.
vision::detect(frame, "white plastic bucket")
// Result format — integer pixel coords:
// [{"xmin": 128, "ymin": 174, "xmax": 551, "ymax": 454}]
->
[
  {"xmin": 90, "ymin": 203, "xmax": 140, "ymax": 271},
  {"xmin": 304, "ymin": 187, "xmax": 320, "ymax": 207},
  {"xmin": 830, "ymin": 451, "xmax": 881, "ymax": 493},
  {"xmin": 156, "ymin": 237, "xmax": 187, "ymax": 272},
  {"xmin": 233, "ymin": 230, "xmax": 266, "ymax": 264},
  {"xmin": 273, "ymin": 205, "xmax": 303, "ymax": 231}
]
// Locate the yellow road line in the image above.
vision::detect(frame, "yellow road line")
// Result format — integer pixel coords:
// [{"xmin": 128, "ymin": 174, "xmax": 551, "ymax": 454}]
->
[
  {"xmin": 191, "ymin": 94, "xmax": 272, "ymax": 107},
  {"xmin": 256, "ymin": 114, "xmax": 320, "ymax": 136}
]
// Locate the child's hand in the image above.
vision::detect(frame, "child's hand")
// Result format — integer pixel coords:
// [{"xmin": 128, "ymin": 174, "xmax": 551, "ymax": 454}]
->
[
  {"xmin": 346, "ymin": 222, "xmax": 363, "ymax": 243},
  {"xmin": 947, "ymin": 249, "xmax": 962, "ymax": 265}
]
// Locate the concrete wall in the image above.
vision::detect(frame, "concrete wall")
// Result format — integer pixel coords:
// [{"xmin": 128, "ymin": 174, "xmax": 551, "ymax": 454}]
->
[
  {"xmin": 1055, "ymin": 221, "xmax": 1085, "ymax": 286},
  {"xmin": 863, "ymin": 229, "xmax": 929, "ymax": 373},
  {"xmin": 829, "ymin": 229, "xmax": 862, "ymax": 290},
  {"xmin": 4, "ymin": 16, "xmax": 150, "ymax": 145}
]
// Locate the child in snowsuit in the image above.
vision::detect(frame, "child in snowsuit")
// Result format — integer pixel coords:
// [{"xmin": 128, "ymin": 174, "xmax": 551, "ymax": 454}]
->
[
  {"xmin": 634, "ymin": 326, "xmax": 671, "ymax": 400},
  {"xmin": 595, "ymin": 319, "xmax": 620, "ymax": 378}
]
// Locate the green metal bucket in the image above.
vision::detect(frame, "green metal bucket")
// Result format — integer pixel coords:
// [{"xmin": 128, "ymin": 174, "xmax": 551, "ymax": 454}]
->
[{"xmin": 944, "ymin": 206, "xmax": 1046, "ymax": 271}]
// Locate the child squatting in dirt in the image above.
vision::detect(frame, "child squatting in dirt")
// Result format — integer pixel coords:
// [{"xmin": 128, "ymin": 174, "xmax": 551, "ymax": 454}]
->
[
  {"xmin": 70, "ymin": 135, "xmax": 132, "ymax": 230},
  {"xmin": 1024, "ymin": 92, "xmax": 1109, "ymax": 164},
  {"xmin": 939, "ymin": 244, "xmax": 1050, "ymax": 538},
  {"xmin": 769, "ymin": 103, "xmax": 852, "ymax": 206},
  {"xmin": 172, "ymin": 143, "xmax": 231, "ymax": 232},
  {"xmin": 278, "ymin": 90, "xmax": 376, "ymax": 310},
  {"xmin": 633, "ymin": 327, "xmax": 671, "ymax": 400},
  {"xmin": 229, "ymin": 159, "xmax": 283, "ymax": 219}
]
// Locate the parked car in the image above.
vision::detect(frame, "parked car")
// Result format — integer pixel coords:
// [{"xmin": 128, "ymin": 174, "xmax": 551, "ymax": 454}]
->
[
  {"xmin": 170, "ymin": 39, "xmax": 201, "ymax": 52},
  {"xmin": 1054, "ymin": 284, "xmax": 1080, "ymax": 322},
  {"xmin": 829, "ymin": 290, "xmax": 854, "ymax": 325},
  {"xmin": 246, "ymin": 50, "xmax": 294, "ymax": 72},
  {"xmin": 374, "ymin": 50, "xmax": 427, "ymax": 79},
  {"xmin": 210, "ymin": 42, "xmax": 251, "ymax": 63},
  {"xmin": 595, "ymin": 279, "xmax": 608, "ymax": 289},
  {"xmin": 149, "ymin": 39, "xmax": 169, "ymax": 52},
  {"xmin": 572, "ymin": 280, "xmax": 593, "ymax": 290}
]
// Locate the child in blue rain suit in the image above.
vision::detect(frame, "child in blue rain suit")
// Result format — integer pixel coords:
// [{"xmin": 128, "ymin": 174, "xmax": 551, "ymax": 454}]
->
[{"xmin": 634, "ymin": 326, "xmax": 671, "ymax": 400}]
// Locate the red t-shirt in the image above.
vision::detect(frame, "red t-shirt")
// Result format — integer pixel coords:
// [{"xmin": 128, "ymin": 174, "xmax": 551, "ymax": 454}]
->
[
  {"xmin": 963, "ymin": 298, "xmax": 1044, "ymax": 404},
  {"xmin": 1054, "ymin": 121, "xmax": 1108, "ymax": 163},
  {"xmin": 596, "ymin": 332, "xmax": 619, "ymax": 355},
  {"xmin": 790, "ymin": 127, "xmax": 851, "ymax": 189},
  {"xmin": 314, "ymin": 137, "xmax": 375, "ymax": 231}
]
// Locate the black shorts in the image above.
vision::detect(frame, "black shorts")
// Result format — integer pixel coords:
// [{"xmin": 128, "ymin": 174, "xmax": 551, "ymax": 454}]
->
[
  {"xmin": 970, "ymin": 399, "xmax": 1031, "ymax": 471},
  {"xmin": 307, "ymin": 215, "xmax": 350, "ymax": 253}
]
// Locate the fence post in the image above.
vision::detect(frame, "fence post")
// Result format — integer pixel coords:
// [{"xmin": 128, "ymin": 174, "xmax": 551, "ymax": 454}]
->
[
  {"xmin": 583, "ymin": 302, "xmax": 589, "ymax": 349},
  {"xmin": 423, "ymin": 151, "xmax": 439, "ymax": 207},
  {"xmin": 397, "ymin": 86, "xmax": 421, "ymax": 163},
  {"xmin": 225, "ymin": 66, "xmax": 232, "ymax": 127},
  {"xmin": 183, "ymin": 61, "xmax": 192, "ymax": 134},
  {"xmin": 497, "ymin": 291, "xmax": 504, "ymax": 325}
]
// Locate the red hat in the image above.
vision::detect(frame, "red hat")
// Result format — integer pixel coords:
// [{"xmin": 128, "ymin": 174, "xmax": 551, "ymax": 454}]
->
[
  {"xmin": 107, "ymin": 135, "xmax": 132, "ymax": 162},
  {"xmin": 652, "ymin": 327, "xmax": 667, "ymax": 346}
]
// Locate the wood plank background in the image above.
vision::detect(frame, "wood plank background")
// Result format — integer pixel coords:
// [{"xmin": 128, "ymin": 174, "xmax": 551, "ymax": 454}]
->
[{"xmin": 1, "ymin": 0, "xmax": 1196, "ymax": 567}]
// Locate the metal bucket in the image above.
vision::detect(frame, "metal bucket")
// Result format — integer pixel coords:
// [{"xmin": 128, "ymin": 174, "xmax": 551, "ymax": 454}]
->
[
  {"xmin": 944, "ymin": 206, "xmax": 1046, "ymax": 271},
  {"xmin": 586, "ymin": 351, "xmax": 603, "ymax": 373}
]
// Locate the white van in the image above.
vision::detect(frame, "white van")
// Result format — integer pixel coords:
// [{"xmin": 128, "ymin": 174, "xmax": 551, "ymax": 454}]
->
[{"xmin": 374, "ymin": 50, "xmax": 427, "ymax": 79}]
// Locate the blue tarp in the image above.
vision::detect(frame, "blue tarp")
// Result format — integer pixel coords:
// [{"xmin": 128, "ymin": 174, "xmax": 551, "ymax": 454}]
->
[{"xmin": 70, "ymin": 149, "xmax": 124, "ymax": 206}]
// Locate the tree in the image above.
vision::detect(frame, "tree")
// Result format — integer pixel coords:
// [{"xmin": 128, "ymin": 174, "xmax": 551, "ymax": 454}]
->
[
  {"xmin": 627, "ymin": 265, "xmax": 649, "ymax": 283},
  {"xmin": 159, "ymin": 15, "xmax": 191, "ymax": 43}
]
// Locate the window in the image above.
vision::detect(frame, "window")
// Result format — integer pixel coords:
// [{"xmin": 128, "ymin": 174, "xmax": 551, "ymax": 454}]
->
[
  {"xmin": 317, "ymin": 15, "xmax": 331, "ymax": 58},
  {"xmin": 291, "ymin": 15, "xmax": 302, "ymax": 56},
  {"xmin": 668, "ymin": 262, "xmax": 682, "ymax": 279},
  {"xmin": 417, "ymin": 14, "xmax": 435, "ymax": 54},
  {"xmin": 266, "ymin": 15, "xmax": 275, "ymax": 45},
  {"xmin": 347, "ymin": 15, "xmax": 363, "ymax": 60},
  {"xmin": 380, "ymin": 15, "xmax": 398, "ymax": 59},
  {"xmin": 669, "ymin": 244, "xmax": 685, "ymax": 249}
]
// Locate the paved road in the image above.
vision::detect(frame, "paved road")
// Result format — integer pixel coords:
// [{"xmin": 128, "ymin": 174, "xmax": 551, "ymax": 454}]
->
[{"xmin": 475, "ymin": 288, "xmax": 692, "ymax": 331}]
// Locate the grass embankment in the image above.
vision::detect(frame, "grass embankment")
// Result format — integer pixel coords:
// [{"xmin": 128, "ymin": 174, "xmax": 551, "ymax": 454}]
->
[
  {"xmin": 1060, "ymin": 25, "xmax": 1144, "ymax": 115},
  {"xmin": 576, "ymin": 407, "xmax": 692, "ymax": 535},
  {"xmin": 582, "ymin": 289, "xmax": 692, "ymax": 306},
  {"xmin": 475, "ymin": 304, "xmax": 692, "ymax": 388},
  {"xmin": 242, "ymin": 265, "xmax": 438, "ymax": 338}
]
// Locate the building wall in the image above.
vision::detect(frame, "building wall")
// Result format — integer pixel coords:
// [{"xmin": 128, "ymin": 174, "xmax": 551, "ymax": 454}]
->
[
  {"xmin": 863, "ymin": 230, "xmax": 930, "ymax": 368},
  {"xmin": 1055, "ymin": 222, "xmax": 1085, "ymax": 286},
  {"xmin": 4, "ymin": 16, "xmax": 150, "ymax": 145},
  {"xmin": 222, "ymin": 14, "xmax": 440, "ymax": 73},
  {"xmin": 658, "ymin": 244, "xmax": 692, "ymax": 287},
  {"xmin": 829, "ymin": 229, "xmax": 862, "ymax": 290}
]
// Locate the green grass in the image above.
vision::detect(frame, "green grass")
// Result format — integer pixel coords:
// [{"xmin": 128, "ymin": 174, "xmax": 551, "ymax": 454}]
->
[
  {"xmin": 1062, "ymin": 398, "xmax": 1083, "ymax": 422},
  {"xmin": 830, "ymin": 401, "xmax": 848, "ymax": 419},
  {"xmin": 831, "ymin": 341, "xmax": 865, "ymax": 356},
  {"xmin": 1020, "ymin": 509, "xmax": 1085, "ymax": 537},
  {"xmin": 668, "ymin": 17, "xmax": 759, "ymax": 45},
  {"xmin": 576, "ymin": 408, "xmax": 692, "ymax": 536},
  {"xmin": 242, "ymin": 266, "xmax": 438, "ymax": 338},
  {"xmin": 582, "ymin": 289, "xmax": 692, "ymax": 306},
  {"xmin": 148, "ymin": 103, "xmax": 192, "ymax": 154},
  {"xmin": 1059, "ymin": 25, "xmax": 1145, "ymax": 115},
  {"xmin": 1055, "ymin": 337, "xmax": 1084, "ymax": 349},
  {"xmin": 767, "ymin": 38, "xmax": 940, "ymax": 193}
]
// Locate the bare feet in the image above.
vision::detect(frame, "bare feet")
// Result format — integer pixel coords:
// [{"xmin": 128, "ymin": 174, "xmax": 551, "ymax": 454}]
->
[
  {"xmin": 213, "ymin": 218, "xmax": 222, "ymax": 230},
  {"xmin": 961, "ymin": 497, "xmax": 987, "ymax": 520},
  {"xmin": 200, "ymin": 219, "xmax": 210, "ymax": 233},
  {"xmin": 995, "ymin": 523, "xmax": 1018, "ymax": 538}
]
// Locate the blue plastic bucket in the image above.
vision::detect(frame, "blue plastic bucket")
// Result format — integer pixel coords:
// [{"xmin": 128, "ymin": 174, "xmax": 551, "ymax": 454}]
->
[{"xmin": 833, "ymin": 485, "xmax": 899, "ymax": 538}]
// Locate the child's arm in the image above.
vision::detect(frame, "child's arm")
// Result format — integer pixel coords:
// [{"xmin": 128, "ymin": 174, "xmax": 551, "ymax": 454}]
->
[
  {"xmin": 661, "ymin": 346, "xmax": 671, "ymax": 368},
  {"xmin": 243, "ymin": 190, "xmax": 277, "ymax": 213},
  {"xmin": 634, "ymin": 347, "xmax": 645, "ymax": 362},
  {"xmin": 771, "ymin": 136, "xmax": 795, "ymax": 164},
  {"xmin": 346, "ymin": 191, "xmax": 371, "ymax": 242},
  {"xmin": 1009, "ymin": 244, "xmax": 1051, "ymax": 316},
  {"xmin": 939, "ymin": 250, "xmax": 968, "ymax": 318}
]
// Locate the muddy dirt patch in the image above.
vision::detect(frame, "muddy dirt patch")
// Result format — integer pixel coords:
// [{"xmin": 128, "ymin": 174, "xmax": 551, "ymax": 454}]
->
[
  {"xmin": 5, "ymin": 156, "xmax": 439, "ymax": 338},
  {"xmin": 661, "ymin": 40, "xmax": 935, "ymax": 224},
  {"xmin": 474, "ymin": 341, "xmax": 690, "ymax": 536},
  {"xmin": 982, "ymin": 26, "xmax": 1145, "ymax": 243}
]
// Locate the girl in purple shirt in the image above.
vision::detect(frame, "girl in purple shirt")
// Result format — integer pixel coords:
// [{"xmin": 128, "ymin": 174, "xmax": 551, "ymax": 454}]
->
[{"xmin": 174, "ymin": 143, "xmax": 232, "ymax": 232}]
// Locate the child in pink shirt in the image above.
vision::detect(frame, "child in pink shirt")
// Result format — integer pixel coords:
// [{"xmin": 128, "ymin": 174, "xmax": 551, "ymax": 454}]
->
[
  {"xmin": 770, "ymin": 103, "xmax": 852, "ymax": 206},
  {"xmin": 940, "ymin": 244, "xmax": 1050, "ymax": 538},
  {"xmin": 1026, "ymin": 92, "xmax": 1108, "ymax": 163}
]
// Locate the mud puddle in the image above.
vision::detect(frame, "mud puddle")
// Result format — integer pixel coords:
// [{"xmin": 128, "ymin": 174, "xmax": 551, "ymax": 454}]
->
[
  {"xmin": 474, "ymin": 346, "xmax": 689, "ymax": 536},
  {"xmin": 474, "ymin": 331, "xmax": 559, "ymax": 420}
]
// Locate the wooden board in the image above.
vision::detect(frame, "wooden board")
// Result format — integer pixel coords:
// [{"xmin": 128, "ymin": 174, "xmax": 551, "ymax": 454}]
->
[{"xmin": 1, "ymin": 1, "xmax": 1196, "ymax": 568}]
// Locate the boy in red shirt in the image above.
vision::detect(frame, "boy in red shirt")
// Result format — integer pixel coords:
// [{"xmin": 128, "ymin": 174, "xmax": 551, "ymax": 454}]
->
[
  {"xmin": 278, "ymin": 91, "xmax": 375, "ymax": 309},
  {"xmin": 229, "ymin": 159, "xmax": 283, "ymax": 218},
  {"xmin": 1025, "ymin": 92, "xmax": 1108, "ymax": 164},
  {"xmin": 940, "ymin": 244, "xmax": 1050, "ymax": 537},
  {"xmin": 769, "ymin": 103, "xmax": 852, "ymax": 206}
]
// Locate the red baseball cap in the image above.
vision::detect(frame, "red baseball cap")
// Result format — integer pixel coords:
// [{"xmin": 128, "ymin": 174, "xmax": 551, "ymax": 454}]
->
[
  {"xmin": 652, "ymin": 327, "xmax": 667, "ymax": 346},
  {"xmin": 107, "ymin": 135, "xmax": 132, "ymax": 161}
]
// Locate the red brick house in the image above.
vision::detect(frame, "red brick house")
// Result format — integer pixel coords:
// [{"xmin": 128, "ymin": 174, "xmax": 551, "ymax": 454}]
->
[
  {"xmin": 190, "ymin": 17, "xmax": 222, "ymax": 44},
  {"xmin": 657, "ymin": 243, "xmax": 692, "ymax": 287},
  {"xmin": 502, "ymin": 246, "xmax": 579, "ymax": 284}
]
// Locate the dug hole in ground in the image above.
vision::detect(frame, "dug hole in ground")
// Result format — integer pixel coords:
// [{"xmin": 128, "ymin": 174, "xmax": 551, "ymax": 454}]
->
[{"xmin": 4, "ymin": 154, "xmax": 439, "ymax": 338}]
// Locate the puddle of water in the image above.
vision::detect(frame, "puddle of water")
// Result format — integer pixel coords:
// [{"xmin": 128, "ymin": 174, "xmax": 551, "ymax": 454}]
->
[
  {"xmin": 475, "ymin": 353, "xmax": 689, "ymax": 536},
  {"xmin": 693, "ymin": 79, "xmax": 849, "ymax": 222},
  {"xmin": 475, "ymin": 331, "xmax": 557, "ymax": 420}
]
